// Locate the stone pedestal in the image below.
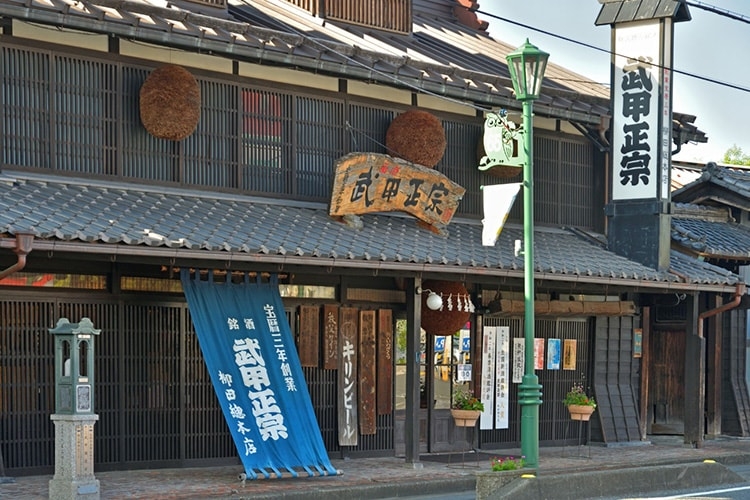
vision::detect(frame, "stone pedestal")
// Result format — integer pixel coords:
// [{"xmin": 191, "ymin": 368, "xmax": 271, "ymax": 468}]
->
[{"xmin": 48, "ymin": 414, "xmax": 99, "ymax": 500}]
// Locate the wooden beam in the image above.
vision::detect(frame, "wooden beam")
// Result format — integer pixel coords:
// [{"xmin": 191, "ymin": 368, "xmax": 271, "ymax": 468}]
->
[{"xmin": 495, "ymin": 299, "xmax": 636, "ymax": 316}]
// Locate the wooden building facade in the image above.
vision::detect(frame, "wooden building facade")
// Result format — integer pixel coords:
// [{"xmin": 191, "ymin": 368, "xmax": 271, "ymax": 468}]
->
[{"xmin": 0, "ymin": 0, "xmax": 744, "ymax": 476}]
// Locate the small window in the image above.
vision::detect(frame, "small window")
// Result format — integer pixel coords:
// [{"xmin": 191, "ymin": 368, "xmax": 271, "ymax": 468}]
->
[
  {"xmin": 0, "ymin": 272, "xmax": 106, "ymax": 289},
  {"xmin": 279, "ymin": 284, "xmax": 336, "ymax": 299}
]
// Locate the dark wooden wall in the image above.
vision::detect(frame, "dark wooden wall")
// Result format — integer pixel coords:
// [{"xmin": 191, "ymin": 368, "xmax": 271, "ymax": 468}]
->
[{"xmin": 593, "ymin": 316, "xmax": 642, "ymax": 444}]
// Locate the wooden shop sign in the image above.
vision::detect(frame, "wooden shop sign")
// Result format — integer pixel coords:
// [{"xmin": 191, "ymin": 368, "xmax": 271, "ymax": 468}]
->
[{"xmin": 330, "ymin": 153, "xmax": 465, "ymax": 234}]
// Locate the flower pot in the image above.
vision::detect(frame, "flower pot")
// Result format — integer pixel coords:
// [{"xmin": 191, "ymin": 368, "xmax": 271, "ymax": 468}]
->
[
  {"xmin": 451, "ymin": 409, "xmax": 481, "ymax": 427},
  {"xmin": 567, "ymin": 404, "xmax": 595, "ymax": 421}
]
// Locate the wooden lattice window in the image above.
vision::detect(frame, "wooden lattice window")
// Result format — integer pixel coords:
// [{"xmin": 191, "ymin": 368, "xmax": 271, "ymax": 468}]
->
[
  {"xmin": 184, "ymin": 0, "xmax": 227, "ymax": 9},
  {"xmin": 285, "ymin": 0, "xmax": 412, "ymax": 34}
]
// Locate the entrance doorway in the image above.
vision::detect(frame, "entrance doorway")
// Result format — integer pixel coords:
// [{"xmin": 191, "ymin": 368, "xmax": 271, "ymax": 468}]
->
[
  {"xmin": 394, "ymin": 320, "xmax": 474, "ymax": 455},
  {"xmin": 649, "ymin": 328, "xmax": 686, "ymax": 434}
]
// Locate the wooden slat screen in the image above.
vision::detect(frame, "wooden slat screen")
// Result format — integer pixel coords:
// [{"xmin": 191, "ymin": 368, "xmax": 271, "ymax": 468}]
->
[
  {"xmin": 479, "ymin": 317, "xmax": 592, "ymax": 448},
  {"xmin": 324, "ymin": 0, "xmax": 411, "ymax": 34},
  {"xmin": 0, "ymin": 291, "xmax": 399, "ymax": 474},
  {"xmin": 2, "ymin": 44, "xmax": 600, "ymax": 225}
]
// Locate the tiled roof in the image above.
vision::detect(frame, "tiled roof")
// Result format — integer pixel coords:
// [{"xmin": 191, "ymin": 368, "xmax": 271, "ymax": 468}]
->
[
  {"xmin": 0, "ymin": 0, "xmax": 706, "ymax": 142},
  {"xmin": 0, "ymin": 171, "xmax": 738, "ymax": 290},
  {"xmin": 672, "ymin": 201, "xmax": 750, "ymax": 261},
  {"xmin": 672, "ymin": 217, "xmax": 750, "ymax": 261},
  {"xmin": 687, "ymin": 163, "xmax": 750, "ymax": 196}
]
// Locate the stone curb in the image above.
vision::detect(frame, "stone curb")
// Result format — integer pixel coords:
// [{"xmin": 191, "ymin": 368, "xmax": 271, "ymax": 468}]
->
[
  {"xmin": 219, "ymin": 476, "xmax": 478, "ymax": 499},
  {"xmin": 486, "ymin": 461, "xmax": 745, "ymax": 500}
]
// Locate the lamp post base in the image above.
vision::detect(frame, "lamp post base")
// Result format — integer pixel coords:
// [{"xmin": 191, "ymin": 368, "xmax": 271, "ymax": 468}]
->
[{"xmin": 518, "ymin": 374, "xmax": 543, "ymax": 468}]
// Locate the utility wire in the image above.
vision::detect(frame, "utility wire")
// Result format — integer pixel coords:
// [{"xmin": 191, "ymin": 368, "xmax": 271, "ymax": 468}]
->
[
  {"xmin": 685, "ymin": 1, "xmax": 750, "ymax": 23},
  {"xmin": 476, "ymin": 7, "xmax": 750, "ymax": 95}
]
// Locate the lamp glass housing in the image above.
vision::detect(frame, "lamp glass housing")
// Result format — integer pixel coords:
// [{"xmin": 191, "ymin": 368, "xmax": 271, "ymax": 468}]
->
[
  {"xmin": 426, "ymin": 292, "xmax": 443, "ymax": 311},
  {"xmin": 506, "ymin": 39, "xmax": 549, "ymax": 101}
]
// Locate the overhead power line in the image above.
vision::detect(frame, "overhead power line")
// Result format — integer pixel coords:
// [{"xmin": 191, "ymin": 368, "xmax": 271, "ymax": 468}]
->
[
  {"xmin": 685, "ymin": 1, "xmax": 750, "ymax": 23},
  {"xmin": 476, "ymin": 6, "xmax": 750, "ymax": 95}
]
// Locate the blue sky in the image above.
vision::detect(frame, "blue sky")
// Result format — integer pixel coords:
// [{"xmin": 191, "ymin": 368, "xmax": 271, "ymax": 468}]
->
[{"xmin": 481, "ymin": 1, "xmax": 750, "ymax": 163}]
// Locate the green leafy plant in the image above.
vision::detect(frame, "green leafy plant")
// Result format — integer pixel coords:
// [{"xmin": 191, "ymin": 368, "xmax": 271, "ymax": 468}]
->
[
  {"xmin": 563, "ymin": 383, "xmax": 596, "ymax": 407},
  {"xmin": 452, "ymin": 388, "xmax": 484, "ymax": 411},
  {"xmin": 490, "ymin": 456, "xmax": 525, "ymax": 471}
]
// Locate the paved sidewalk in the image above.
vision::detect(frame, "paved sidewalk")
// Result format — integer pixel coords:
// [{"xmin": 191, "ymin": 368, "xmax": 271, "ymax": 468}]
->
[{"xmin": 3, "ymin": 436, "xmax": 750, "ymax": 499}]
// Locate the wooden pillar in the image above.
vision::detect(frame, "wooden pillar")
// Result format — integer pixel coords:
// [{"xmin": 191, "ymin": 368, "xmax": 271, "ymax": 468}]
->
[
  {"xmin": 684, "ymin": 292, "xmax": 705, "ymax": 447},
  {"xmin": 404, "ymin": 277, "xmax": 423, "ymax": 466},
  {"xmin": 706, "ymin": 294, "xmax": 722, "ymax": 438},
  {"xmin": 639, "ymin": 306, "xmax": 650, "ymax": 440}
]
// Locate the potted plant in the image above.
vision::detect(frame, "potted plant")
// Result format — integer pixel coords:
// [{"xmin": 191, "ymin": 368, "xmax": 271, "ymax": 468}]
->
[
  {"xmin": 564, "ymin": 383, "xmax": 596, "ymax": 421},
  {"xmin": 451, "ymin": 388, "xmax": 484, "ymax": 426}
]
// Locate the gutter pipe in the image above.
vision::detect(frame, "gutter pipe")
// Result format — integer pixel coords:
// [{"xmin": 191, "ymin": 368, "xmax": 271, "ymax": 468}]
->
[
  {"xmin": 698, "ymin": 283, "xmax": 746, "ymax": 338},
  {"xmin": 0, "ymin": 233, "xmax": 35, "ymax": 280}
]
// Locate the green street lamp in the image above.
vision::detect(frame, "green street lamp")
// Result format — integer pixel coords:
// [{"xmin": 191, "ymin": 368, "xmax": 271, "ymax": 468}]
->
[{"xmin": 506, "ymin": 39, "xmax": 548, "ymax": 469}]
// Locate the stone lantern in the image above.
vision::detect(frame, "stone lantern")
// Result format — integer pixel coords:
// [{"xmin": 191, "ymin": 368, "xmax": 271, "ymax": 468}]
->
[{"xmin": 48, "ymin": 317, "xmax": 100, "ymax": 500}]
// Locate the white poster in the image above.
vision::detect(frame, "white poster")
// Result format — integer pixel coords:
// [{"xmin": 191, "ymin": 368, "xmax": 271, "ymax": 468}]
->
[
  {"xmin": 611, "ymin": 21, "xmax": 661, "ymax": 201},
  {"xmin": 495, "ymin": 326, "xmax": 510, "ymax": 429},
  {"xmin": 512, "ymin": 337, "xmax": 524, "ymax": 384},
  {"xmin": 480, "ymin": 326, "xmax": 496, "ymax": 430},
  {"xmin": 456, "ymin": 364, "xmax": 472, "ymax": 382}
]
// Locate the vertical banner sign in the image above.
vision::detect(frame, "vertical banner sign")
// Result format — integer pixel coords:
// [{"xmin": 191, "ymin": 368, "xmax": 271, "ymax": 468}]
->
[
  {"xmin": 481, "ymin": 183, "xmax": 521, "ymax": 246},
  {"xmin": 338, "ymin": 308, "xmax": 359, "ymax": 446},
  {"xmin": 533, "ymin": 338, "xmax": 545, "ymax": 370},
  {"xmin": 322, "ymin": 305, "xmax": 339, "ymax": 370},
  {"xmin": 547, "ymin": 339, "xmax": 561, "ymax": 370},
  {"xmin": 377, "ymin": 309, "xmax": 393, "ymax": 415},
  {"xmin": 633, "ymin": 328, "xmax": 643, "ymax": 358},
  {"xmin": 180, "ymin": 271, "xmax": 337, "ymax": 480},
  {"xmin": 659, "ymin": 21, "xmax": 674, "ymax": 199},
  {"xmin": 358, "ymin": 311, "xmax": 377, "ymax": 435},
  {"xmin": 480, "ymin": 326, "xmax": 496, "ymax": 430},
  {"xmin": 563, "ymin": 339, "xmax": 577, "ymax": 370},
  {"xmin": 612, "ymin": 21, "xmax": 661, "ymax": 201},
  {"xmin": 512, "ymin": 337, "xmax": 524, "ymax": 384},
  {"xmin": 298, "ymin": 306, "xmax": 320, "ymax": 368},
  {"xmin": 495, "ymin": 326, "xmax": 510, "ymax": 429}
]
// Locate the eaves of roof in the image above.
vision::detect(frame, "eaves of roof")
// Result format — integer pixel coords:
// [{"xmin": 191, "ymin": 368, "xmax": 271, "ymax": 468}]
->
[
  {"xmin": 673, "ymin": 164, "xmax": 750, "ymax": 211},
  {"xmin": 0, "ymin": 0, "xmax": 703, "ymax": 139},
  {"xmin": 0, "ymin": 171, "xmax": 738, "ymax": 293},
  {"xmin": 672, "ymin": 215, "xmax": 750, "ymax": 262}
]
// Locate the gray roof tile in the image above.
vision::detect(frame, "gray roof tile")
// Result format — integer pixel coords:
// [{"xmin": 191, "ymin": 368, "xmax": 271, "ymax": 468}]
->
[
  {"xmin": 0, "ymin": 0, "xmax": 705, "ymax": 141},
  {"xmin": 672, "ymin": 215, "xmax": 750, "ymax": 260},
  {"xmin": 0, "ymin": 172, "xmax": 738, "ymax": 289}
]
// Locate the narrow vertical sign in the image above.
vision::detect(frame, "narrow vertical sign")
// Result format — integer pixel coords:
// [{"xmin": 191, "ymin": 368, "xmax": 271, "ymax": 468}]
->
[
  {"xmin": 323, "ymin": 305, "xmax": 339, "ymax": 370},
  {"xmin": 377, "ymin": 309, "xmax": 393, "ymax": 415},
  {"xmin": 298, "ymin": 305, "xmax": 320, "ymax": 367},
  {"xmin": 359, "ymin": 310, "xmax": 377, "ymax": 435},
  {"xmin": 512, "ymin": 337, "xmax": 524, "ymax": 384},
  {"xmin": 480, "ymin": 326, "xmax": 496, "ymax": 430},
  {"xmin": 563, "ymin": 339, "xmax": 577, "ymax": 370},
  {"xmin": 547, "ymin": 338, "xmax": 561, "ymax": 370},
  {"xmin": 611, "ymin": 21, "xmax": 661, "ymax": 201},
  {"xmin": 495, "ymin": 326, "xmax": 510, "ymax": 429},
  {"xmin": 534, "ymin": 338, "xmax": 545, "ymax": 370},
  {"xmin": 338, "ymin": 307, "xmax": 359, "ymax": 446}
]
